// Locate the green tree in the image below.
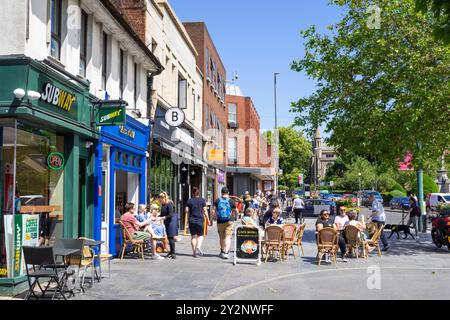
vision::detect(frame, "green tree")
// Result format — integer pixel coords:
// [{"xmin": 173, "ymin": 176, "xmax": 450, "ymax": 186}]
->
[
  {"xmin": 290, "ymin": 0, "xmax": 449, "ymax": 172},
  {"xmin": 415, "ymin": 0, "xmax": 450, "ymax": 44},
  {"xmin": 271, "ymin": 126, "xmax": 312, "ymax": 189},
  {"xmin": 335, "ymin": 157, "xmax": 377, "ymax": 191}
]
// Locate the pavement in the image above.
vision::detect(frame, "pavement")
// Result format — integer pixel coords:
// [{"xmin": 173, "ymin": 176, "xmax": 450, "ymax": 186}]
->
[{"xmin": 71, "ymin": 207, "xmax": 450, "ymax": 300}]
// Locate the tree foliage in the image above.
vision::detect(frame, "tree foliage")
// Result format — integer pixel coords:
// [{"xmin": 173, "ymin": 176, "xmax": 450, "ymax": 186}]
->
[
  {"xmin": 291, "ymin": 0, "xmax": 450, "ymax": 172},
  {"xmin": 415, "ymin": 0, "xmax": 450, "ymax": 44},
  {"xmin": 274, "ymin": 126, "xmax": 312, "ymax": 189}
]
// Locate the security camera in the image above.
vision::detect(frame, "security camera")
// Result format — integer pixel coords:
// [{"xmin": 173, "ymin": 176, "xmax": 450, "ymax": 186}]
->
[
  {"xmin": 13, "ymin": 88, "xmax": 26, "ymax": 99},
  {"xmin": 234, "ymin": 72, "xmax": 239, "ymax": 80}
]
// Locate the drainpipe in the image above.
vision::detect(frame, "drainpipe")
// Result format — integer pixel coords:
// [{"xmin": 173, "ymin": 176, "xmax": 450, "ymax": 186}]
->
[{"xmin": 146, "ymin": 74, "xmax": 154, "ymax": 205}]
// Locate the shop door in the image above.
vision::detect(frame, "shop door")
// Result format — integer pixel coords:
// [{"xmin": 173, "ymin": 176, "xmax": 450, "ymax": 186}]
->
[
  {"xmin": 78, "ymin": 159, "xmax": 87, "ymax": 238},
  {"xmin": 100, "ymin": 168, "xmax": 108, "ymax": 253}
]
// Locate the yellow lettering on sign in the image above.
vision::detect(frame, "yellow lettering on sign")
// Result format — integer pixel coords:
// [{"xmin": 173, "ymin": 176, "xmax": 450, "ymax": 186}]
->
[{"xmin": 58, "ymin": 91, "xmax": 67, "ymax": 109}]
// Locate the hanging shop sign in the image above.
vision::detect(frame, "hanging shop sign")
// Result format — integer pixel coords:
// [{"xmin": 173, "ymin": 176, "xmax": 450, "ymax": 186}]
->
[
  {"xmin": 208, "ymin": 149, "xmax": 224, "ymax": 161},
  {"xmin": 40, "ymin": 82, "xmax": 77, "ymax": 112},
  {"xmin": 96, "ymin": 106, "xmax": 126, "ymax": 126},
  {"xmin": 47, "ymin": 152, "xmax": 65, "ymax": 170},
  {"xmin": 165, "ymin": 107, "xmax": 185, "ymax": 127}
]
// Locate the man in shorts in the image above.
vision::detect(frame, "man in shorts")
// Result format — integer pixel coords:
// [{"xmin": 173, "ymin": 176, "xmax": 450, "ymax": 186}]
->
[{"xmin": 212, "ymin": 187, "xmax": 237, "ymax": 259}]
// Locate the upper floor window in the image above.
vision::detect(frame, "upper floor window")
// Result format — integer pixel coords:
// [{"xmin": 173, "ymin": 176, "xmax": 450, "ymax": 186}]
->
[
  {"xmin": 192, "ymin": 91, "xmax": 196, "ymax": 120},
  {"xmin": 79, "ymin": 10, "xmax": 88, "ymax": 77},
  {"xmin": 50, "ymin": 0, "xmax": 62, "ymax": 60},
  {"xmin": 205, "ymin": 47, "xmax": 210, "ymax": 78},
  {"xmin": 178, "ymin": 75, "xmax": 187, "ymax": 109},
  {"xmin": 228, "ymin": 138, "xmax": 237, "ymax": 162},
  {"xmin": 101, "ymin": 32, "xmax": 108, "ymax": 90},
  {"xmin": 228, "ymin": 103, "xmax": 237, "ymax": 124}
]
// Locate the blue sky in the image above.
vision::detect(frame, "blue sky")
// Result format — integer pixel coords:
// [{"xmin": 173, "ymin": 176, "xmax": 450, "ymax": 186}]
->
[{"xmin": 170, "ymin": 0, "xmax": 345, "ymax": 135}]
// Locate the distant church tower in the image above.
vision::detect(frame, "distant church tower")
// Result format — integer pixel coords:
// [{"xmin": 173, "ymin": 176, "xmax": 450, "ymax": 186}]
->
[{"xmin": 310, "ymin": 127, "xmax": 336, "ymax": 189}]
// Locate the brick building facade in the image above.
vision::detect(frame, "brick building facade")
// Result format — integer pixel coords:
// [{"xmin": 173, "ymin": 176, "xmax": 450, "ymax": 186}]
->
[
  {"xmin": 184, "ymin": 22, "xmax": 227, "ymax": 203},
  {"xmin": 226, "ymin": 85, "xmax": 276, "ymax": 196}
]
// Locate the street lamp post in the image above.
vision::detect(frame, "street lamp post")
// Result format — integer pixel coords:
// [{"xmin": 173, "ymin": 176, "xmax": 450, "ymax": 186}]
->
[
  {"xmin": 274, "ymin": 72, "xmax": 280, "ymax": 196},
  {"xmin": 358, "ymin": 172, "xmax": 362, "ymax": 206}
]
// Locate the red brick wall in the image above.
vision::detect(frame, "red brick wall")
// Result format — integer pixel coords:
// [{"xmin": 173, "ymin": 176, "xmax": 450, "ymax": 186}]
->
[
  {"xmin": 226, "ymin": 94, "xmax": 264, "ymax": 168},
  {"xmin": 109, "ymin": 0, "xmax": 146, "ymax": 43}
]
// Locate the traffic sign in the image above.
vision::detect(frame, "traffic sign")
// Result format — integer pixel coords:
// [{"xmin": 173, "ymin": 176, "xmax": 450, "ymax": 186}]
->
[{"xmin": 165, "ymin": 107, "xmax": 185, "ymax": 127}]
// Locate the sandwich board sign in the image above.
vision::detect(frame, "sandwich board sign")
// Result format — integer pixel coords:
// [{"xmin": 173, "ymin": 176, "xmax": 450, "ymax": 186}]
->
[{"xmin": 233, "ymin": 225, "xmax": 261, "ymax": 266}]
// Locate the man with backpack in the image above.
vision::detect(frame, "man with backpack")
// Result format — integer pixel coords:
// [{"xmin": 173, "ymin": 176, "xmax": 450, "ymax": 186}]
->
[{"xmin": 212, "ymin": 187, "xmax": 237, "ymax": 259}]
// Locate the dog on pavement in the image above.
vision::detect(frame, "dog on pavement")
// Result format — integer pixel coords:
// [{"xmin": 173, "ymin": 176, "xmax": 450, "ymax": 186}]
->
[{"xmin": 384, "ymin": 224, "xmax": 415, "ymax": 239}]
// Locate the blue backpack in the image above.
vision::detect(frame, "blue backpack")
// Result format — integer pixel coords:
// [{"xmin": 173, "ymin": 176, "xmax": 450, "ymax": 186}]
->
[{"xmin": 216, "ymin": 197, "xmax": 232, "ymax": 223}]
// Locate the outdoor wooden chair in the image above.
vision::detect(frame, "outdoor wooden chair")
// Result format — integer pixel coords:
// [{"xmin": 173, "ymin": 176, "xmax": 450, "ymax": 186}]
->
[
  {"xmin": 282, "ymin": 224, "xmax": 297, "ymax": 260},
  {"xmin": 295, "ymin": 222, "xmax": 306, "ymax": 257},
  {"xmin": 119, "ymin": 221, "xmax": 145, "ymax": 260},
  {"xmin": 316, "ymin": 228, "xmax": 339, "ymax": 267},
  {"xmin": 80, "ymin": 245, "xmax": 96, "ymax": 288},
  {"xmin": 363, "ymin": 225, "xmax": 384, "ymax": 258},
  {"xmin": 262, "ymin": 225, "xmax": 285, "ymax": 263},
  {"xmin": 79, "ymin": 237, "xmax": 112, "ymax": 279},
  {"xmin": 344, "ymin": 224, "xmax": 362, "ymax": 259}
]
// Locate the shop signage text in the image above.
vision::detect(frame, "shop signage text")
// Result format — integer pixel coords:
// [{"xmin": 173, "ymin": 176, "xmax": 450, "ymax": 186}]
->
[
  {"xmin": 47, "ymin": 152, "xmax": 65, "ymax": 170},
  {"xmin": 119, "ymin": 126, "xmax": 136, "ymax": 139},
  {"xmin": 208, "ymin": 149, "xmax": 224, "ymax": 161},
  {"xmin": 96, "ymin": 106, "xmax": 126, "ymax": 126},
  {"xmin": 40, "ymin": 82, "xmax": 76, "ymax": 112}
]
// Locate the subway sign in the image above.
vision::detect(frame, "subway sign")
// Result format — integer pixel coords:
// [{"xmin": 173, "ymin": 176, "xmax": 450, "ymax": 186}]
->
[
  {"xmin": 96, "ymin": 106, "xmax": 126, "ymax": 126},
  {"xmin": 40, "ymin": 82, "xmax": 77, "ymax": 112}
]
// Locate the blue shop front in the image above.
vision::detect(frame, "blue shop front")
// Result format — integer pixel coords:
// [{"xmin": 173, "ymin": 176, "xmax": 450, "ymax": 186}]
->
[{"xmin": 93, "ymin": 115, "xmax": 149, "ymax": 256}]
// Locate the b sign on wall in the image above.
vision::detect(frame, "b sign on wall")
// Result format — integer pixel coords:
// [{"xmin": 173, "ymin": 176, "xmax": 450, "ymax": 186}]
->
[{"xmin": 165, "ymin": 107, "xmax": 185, "ymax": 127}]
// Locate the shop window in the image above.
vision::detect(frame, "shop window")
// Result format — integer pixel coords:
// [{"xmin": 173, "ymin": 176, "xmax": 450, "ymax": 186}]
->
[
  {"xmin": 0, "ymin": 120, "xmax": 65, "ymax": 278},
  {"xmin": 115, "ymin": 151, "xmax": 121, "ymax": 164},
  {"xmin": 136, "ymin": 157, "xmax": 141, "ymax": 168},
  {"xmin": 129, "ymin": 155, "xmax": 134, "ymax": 167},
  {"xmin": 123, "ymin": 154, "xmax": 128, "ymax": 166}
]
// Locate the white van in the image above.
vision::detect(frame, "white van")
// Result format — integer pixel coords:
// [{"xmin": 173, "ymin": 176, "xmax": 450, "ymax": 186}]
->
[{"xmin": 427, "ymin": 193, "xmax": 450, "ymax": 212}]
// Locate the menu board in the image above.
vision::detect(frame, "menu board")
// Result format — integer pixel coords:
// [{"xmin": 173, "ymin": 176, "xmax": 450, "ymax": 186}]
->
[{"xmin": 235, "ymin": 227, "xmax": 260, "ymax": 260}]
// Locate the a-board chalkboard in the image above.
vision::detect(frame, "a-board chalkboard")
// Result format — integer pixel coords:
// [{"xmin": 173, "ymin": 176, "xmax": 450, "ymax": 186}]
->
[{"xmin": 235, "ymin": 226, "xmax": 260, "ymax": 260}]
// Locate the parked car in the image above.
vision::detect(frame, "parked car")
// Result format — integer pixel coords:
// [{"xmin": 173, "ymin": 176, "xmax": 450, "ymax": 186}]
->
[
  {"xmin": 358, "ymin": 190, "xmax": 383, "ymax": 206},
  {"xmin": 427, "ymin": 193, "xmax": 450, "ymax": 213},
  {"xmin": 389, "ymin": 196, "xmax": 411, "ymax": 210},
  {"xmin": 302, "ymin": 199, "xmax": 337, "ymax": 217}
]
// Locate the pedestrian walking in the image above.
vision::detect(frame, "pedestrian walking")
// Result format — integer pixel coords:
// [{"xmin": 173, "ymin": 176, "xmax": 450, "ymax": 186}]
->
[
  {"xmin": 407, "ymin": 196, "xmax": 420, "ymax": 237},
  {"xmin": 185, "ymin": 187, "xmax": 210, "ymax": 258},
  {"xmin": 292, "ymin": 195, "xmax": 305, "ymax": 224},
  {"xmin": 369, "ymin": 194, "xmax": 390, "ymax": 251},
  {"xmin": 211, "ymin": 187, "xmax": 237, "ymax": 259},
  {"xmin": 159, "ymin": 192, "xmax": 178, "ymax": 259}
]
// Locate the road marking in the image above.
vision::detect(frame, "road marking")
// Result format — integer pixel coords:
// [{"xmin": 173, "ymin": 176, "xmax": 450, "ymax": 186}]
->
[{"xmin": 212, "ymin": 266, "xmax": 450, "ymax": 299}]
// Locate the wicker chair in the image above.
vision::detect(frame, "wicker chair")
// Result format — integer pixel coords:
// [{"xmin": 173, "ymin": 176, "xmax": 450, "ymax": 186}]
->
[
  {"xmin": 316, "ymin": 228, "xmax": 339, "ymax": 267},
  {"xmin": 363, "ymin": 225, "xmax": 384, "ymax": 258},
  {"xmin": 282, "ymin": 224, "xmax": 297, "ymax": 260},
  {"xmin": 344, "ymin": 224, "xmax": 362, "ymax": 259},
  {"xmin": 295, "ymin": 222, "xmax": 306, "ymax": 257},
  {"xmin": 119, "ymin": 221, "xmax": 145, "ymax": 260},
  {"xmin": 263, "ymin": 225, "xmax": 285, "ymax": 263}
]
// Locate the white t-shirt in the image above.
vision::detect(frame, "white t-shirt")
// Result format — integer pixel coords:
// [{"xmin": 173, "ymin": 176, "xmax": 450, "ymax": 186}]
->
[
  {"xmin": 293, "ymin": 198, "xmax": 305, "ymax": 209},
  {"xmin": 334, "ymin": 215, "xmax": 349, "ymax": 231}
]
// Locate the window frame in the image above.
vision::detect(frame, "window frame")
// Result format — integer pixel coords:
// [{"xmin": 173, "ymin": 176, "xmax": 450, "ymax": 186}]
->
[
  {"xmin": 101, "ymin": 31, "xmax": 108, "ymax": 90},
  {"xmin": 50, "ymin": 0, "xmax": 62, "ymax": 60},
  {"xmin": 119, "ymin": 49, "xmax": 124, "ymax": 99},
  {"xmin": 79, "ymin": 10, "xmax": 88, "ymax": 77}
]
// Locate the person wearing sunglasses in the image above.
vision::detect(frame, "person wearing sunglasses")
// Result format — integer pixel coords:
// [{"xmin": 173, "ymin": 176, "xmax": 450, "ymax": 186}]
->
[{"xmin": 316, "ymin": 210, "xmax": 348, "ymax": 262}]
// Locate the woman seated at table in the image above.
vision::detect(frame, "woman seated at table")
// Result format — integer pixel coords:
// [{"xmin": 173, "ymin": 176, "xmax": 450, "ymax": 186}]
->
[
  {"xmin": 135, "ymin": 204, "xmax": 150, "ymax": 223},
  {"xmin": 265, "ymin": 208, "xmax": 284, "ymax": 228},
  {"xmin": 316, "ymin": 209, "xmax": 348, "ymax": 262},
  {"xmin": 242, "ymin": 208, "xmax": 259, "ymax": 227},
  {"xmin": 143, "ymin": 204, "xmax": 169, "ymax": 259}
]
